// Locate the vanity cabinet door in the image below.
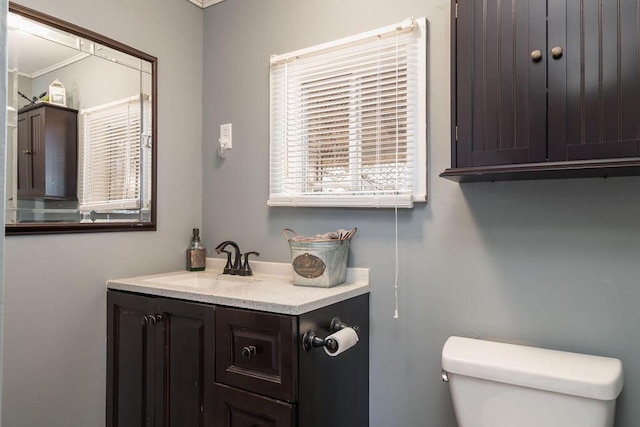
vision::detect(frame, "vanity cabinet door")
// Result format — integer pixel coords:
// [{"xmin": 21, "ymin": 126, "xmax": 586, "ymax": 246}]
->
[
  {"xmin": 107, "ymin": 291, "xmax": 215, "ymax": 427},
  {"xmin": 213, "ymin": 383, "xmax": 295, "ymax": 427},
  {"xmin": 107, "ymin": 291, "xmax": 157, "ymax": 427},
  {"xmin": 154, "ymin": 298, "xmax": 215, "ymax": 427}
]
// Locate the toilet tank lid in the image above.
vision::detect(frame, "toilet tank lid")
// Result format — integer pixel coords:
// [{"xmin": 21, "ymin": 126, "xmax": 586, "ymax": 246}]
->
[{"xmin": 442, "ymin": 336, "xmax": 623, "ymax": 401}]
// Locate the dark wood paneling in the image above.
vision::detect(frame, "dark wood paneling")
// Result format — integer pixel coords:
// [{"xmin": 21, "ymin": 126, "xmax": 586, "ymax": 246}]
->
[
  {"xmin": 526, "ymin": 0, "xmax": 548, "ymax": 162},
  {"xmin": 565, "ymin": 0, "xmax": 583, "ymax": 149},
  {"xmin": 600, "ymin": 0, "xmax": 620, "ymax": 143},
  {"xmin": 583, "ymin": 0, "xmax": 601, "ymax": 145},
  {"xmin": 619, "ymin": 0, "xmax": 640, "ymax": 141},
  {"xmin": 214, "ymin": 383, "xmax": 295, "ymax": 427},
  {"xmin": 560, "ymin": 0, "xmax": 640, "ymax": 160},
  {"xmin": 455, "ymin": 0, "xmax": 546, "ymax": 168},
  {"xmin": 568, "ymin": 140, "xmax": 640, "ymax": 160},
  {"xmin": 455, "ymin": 0, "xmax": 474, "ymax": 167},
  {"xmin": 154, "ymin": 298, "xmax": 215, "ymax": 427},
  {"xmin": 547, "ymin": 0, "xmax": 568, "ymax": 161},
  {"xmin": 498, "ymin": 0, "xmax": 514, "ymax": 150},
  {"xmin": 480, "ymin": 0, "xmax": 499, "ymax": 152}
]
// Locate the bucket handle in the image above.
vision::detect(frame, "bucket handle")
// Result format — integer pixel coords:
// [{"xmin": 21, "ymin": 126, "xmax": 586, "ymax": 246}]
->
[
  {"xmin": 282, "ymin": 228, "xmax": 299, "ymax": 241},
  {"xmin": 342, "ymin": 227, "xmax": 357, "ymax": 241}
]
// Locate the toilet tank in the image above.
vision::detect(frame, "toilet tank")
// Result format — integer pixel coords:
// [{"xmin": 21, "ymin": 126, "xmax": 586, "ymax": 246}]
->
[{"xmin": 442, "ymin": 336, "xmax": 624, "ymax": 427}]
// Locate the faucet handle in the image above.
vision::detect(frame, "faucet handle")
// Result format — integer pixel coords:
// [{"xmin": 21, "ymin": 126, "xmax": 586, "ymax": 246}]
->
[
  {"xmin": 238, "ymin": 251, "xmax": 260, "ymax": 276},
  {"xmin": 221, "ymin": 250, "xmax": 233, "ymax": 274}
]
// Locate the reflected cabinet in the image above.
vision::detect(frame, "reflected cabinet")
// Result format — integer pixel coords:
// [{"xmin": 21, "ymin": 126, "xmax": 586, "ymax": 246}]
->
[
  {"xmin": 441, "ymin": 0, "xmax": 640, "ymax": 182},
  {"xmin": 17, "ymin": 103, "xmax": 77, "ymax": 200}
]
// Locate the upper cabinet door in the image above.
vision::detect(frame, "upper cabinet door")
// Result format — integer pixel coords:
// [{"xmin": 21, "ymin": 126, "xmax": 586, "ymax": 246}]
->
[
  {"xmin": 549, "ymin": 0, "xmax": 640, "ymax": 161},
  {"xmin": 454, "ymin": 0, "xmax": 547, "ymax": 167}
]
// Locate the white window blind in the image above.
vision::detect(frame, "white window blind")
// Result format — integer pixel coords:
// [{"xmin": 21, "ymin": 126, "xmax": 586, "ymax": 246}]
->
[
  {"xmin": 269, "ymin": 17, "xmax": 427, "ymax": 208},
  {"xmin": 79, "ymin": 94, "xmax": 152, "ymax": 215}
]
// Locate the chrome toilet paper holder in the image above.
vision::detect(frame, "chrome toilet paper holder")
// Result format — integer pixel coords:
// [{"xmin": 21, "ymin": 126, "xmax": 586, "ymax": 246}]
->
[{"xmin": 302, "ymin": 317, "xmax": 359, "ymax": 352}]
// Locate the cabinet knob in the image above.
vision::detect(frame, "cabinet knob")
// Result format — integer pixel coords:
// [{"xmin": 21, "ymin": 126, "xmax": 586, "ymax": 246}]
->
[
  {"xmin": 141, "ymin": 315, "xmax": 149, "ymax": 325},
  {"xmin": 149, "ymin": 314, "xmax": 163, "ymax": 324},
  {"xmin": 241, "ymin": 345, "xmax": 257, "ymax": 359},
  {"xmin": 551, "ymin": 46, "xmax": 563, "ymax": 59},
  {"xmin": 22, "ymin": 150, "xmax": 32, "ymax": 155},
  {"xmin": 530, "ymin": 49, "xmax": 542, "ymax": 61}
]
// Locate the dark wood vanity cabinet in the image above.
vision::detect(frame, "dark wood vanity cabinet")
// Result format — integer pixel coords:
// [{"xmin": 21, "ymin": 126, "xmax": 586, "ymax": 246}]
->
[
  {"xmin": 107, "ymin": 290, "xmax": 369, "ymax": 427},
  {"xmin": 442, "ymin": 0, "xmax": 640, "ymax": 182},
  {"xmin": 17, "ymin": 103, "xmax": 78, "ymax": 199},
  {"xmin": 106, "ymin": 291, "xmax": 215, "ymax": 427}
]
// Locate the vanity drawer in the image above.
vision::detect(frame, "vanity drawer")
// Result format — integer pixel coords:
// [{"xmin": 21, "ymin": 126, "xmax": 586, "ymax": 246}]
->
[
  {"xmin": 214, "ymin": 383, "xmax": 295, "ymax": 427},
  {"xmin": 216, "ymin": 307, "xmax": 298, "ymax": 402}
]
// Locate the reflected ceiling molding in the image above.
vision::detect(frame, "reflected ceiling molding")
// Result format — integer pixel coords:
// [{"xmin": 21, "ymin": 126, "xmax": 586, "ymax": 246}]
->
[
  {"xmin": 28, "ymin": 52, "xmax": 91, "ymax": 79},
  {"xmin": 188, "ymin": 0, "xmax": 225, "ymax": 8}
]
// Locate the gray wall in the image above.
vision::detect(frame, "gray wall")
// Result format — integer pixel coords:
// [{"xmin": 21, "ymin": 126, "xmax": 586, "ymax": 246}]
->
[
  {"xmin": 2, "ymin": 0, "xmax": 203, "ymax": 425},
  {"xmin": 203, "ymin": 0, "xmax": 640, "ymax": 426}
]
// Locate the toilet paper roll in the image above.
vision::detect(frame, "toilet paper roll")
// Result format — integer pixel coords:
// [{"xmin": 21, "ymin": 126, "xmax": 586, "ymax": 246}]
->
[{"xmin": 324, "ymin": 327, "xmax": 359, "ymax": 357}]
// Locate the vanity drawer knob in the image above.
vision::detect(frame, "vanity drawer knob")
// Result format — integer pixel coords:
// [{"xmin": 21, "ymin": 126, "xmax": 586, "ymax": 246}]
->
[{"xmin": 241, "ymin": 345, "xmax": 257, "ymax": 359}]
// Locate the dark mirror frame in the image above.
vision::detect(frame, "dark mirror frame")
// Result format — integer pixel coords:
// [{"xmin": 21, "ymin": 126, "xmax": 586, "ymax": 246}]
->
[{"xmin": 6, "ymin": 2, "xmax": 157, "ymax": 235}]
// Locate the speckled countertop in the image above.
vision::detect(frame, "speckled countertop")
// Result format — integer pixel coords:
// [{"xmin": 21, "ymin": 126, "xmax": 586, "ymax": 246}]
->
[{"xmin": 107, "ymin": 258, "xmax": 370, "ymax": 315}]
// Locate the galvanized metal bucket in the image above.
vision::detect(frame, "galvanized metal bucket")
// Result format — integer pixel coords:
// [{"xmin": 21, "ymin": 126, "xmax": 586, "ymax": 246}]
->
[{"xmin": 283, "ymin": 228, "xmax": 356, "ymax": 288}]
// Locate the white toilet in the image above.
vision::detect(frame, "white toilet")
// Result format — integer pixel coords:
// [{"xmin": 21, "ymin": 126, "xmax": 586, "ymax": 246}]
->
[{"xmin": 441, "ymin": 336, "xmax": 624, "ymax": 427}]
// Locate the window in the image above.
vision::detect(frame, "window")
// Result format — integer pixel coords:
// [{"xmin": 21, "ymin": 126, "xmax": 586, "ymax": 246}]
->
[
  {"xmin": 269, "ymin": 17, "xmax": 427, "ymax": 208},
  {"xmin": 78, "ymin": 94, "xmax": 152, "ymax": 221}
]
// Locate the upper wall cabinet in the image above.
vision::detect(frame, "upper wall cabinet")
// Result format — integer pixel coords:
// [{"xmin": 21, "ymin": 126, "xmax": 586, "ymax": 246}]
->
[{"xmin": 441, "ymin": 0, "xmax": 640, "ymax": 182}]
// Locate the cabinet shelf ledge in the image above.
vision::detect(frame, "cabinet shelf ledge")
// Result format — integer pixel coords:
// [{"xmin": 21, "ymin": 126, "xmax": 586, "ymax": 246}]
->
[{"xmin": 440, "ymin": 158, "xmax": 640, "ymax": 183}]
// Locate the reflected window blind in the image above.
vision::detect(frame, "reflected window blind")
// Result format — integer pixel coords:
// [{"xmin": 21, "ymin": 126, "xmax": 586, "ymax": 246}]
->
[
  {"xmin": 269, "ymin": 18, "xmax": 427, "ymax": 208},
  {"xmin": 79, "ymin": 94, "xmax": 151, "ymax": 212}
]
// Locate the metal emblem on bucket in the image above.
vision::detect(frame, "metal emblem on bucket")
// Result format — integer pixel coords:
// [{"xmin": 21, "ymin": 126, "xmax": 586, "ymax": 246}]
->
[{"xmin": 293, "ymin": 253, "xmax": 326, "ymax": 278}]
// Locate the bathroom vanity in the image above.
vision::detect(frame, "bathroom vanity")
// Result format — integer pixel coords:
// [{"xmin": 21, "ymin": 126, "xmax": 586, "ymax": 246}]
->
[{"xmin": 106, "ymin": 260, "xmax": 370, "ymax": 427}]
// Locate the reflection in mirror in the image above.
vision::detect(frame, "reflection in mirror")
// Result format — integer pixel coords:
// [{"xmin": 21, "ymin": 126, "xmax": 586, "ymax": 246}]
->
[{"xmin": 5, "ymin": 3, "xmax": 156, "ymax": 234}]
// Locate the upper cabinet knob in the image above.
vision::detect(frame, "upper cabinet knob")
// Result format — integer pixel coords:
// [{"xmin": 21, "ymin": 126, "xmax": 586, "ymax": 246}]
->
[
  {"xmin": 551, "ymin": 46, "xmax": 563, "ymax": 59},
  {"xmin": 531, "ymin": 49, "xmax": 542, "ymax": 61}
]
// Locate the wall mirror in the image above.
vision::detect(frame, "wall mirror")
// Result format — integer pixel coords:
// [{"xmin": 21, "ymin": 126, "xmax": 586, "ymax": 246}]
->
[{"xmin": 5, "ymin": 3, "xmax": 157, "ymax": 235}]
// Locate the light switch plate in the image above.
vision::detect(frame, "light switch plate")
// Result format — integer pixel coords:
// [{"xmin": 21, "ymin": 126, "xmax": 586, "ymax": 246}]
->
[{"xmin": 219, "ymin": 123, "xmax": 232, "ymax": 157}]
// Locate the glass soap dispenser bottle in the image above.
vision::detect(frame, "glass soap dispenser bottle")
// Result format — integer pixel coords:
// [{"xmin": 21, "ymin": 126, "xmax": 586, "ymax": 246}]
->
[{"xmin": 186, "ymin": 228, "xmax": 206, "ymax": 271}]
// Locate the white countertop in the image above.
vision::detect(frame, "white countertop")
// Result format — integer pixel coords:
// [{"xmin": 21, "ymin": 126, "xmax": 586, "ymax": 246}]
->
[{"xmin": 107, "ymin": 258, "xmax": 370, "ymax": 315}]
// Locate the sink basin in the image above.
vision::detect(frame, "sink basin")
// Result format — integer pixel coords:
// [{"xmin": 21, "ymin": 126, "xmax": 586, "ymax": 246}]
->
[{"xmin": 143, "ymin": 272, "xmax": 262, "ymax": 290}]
